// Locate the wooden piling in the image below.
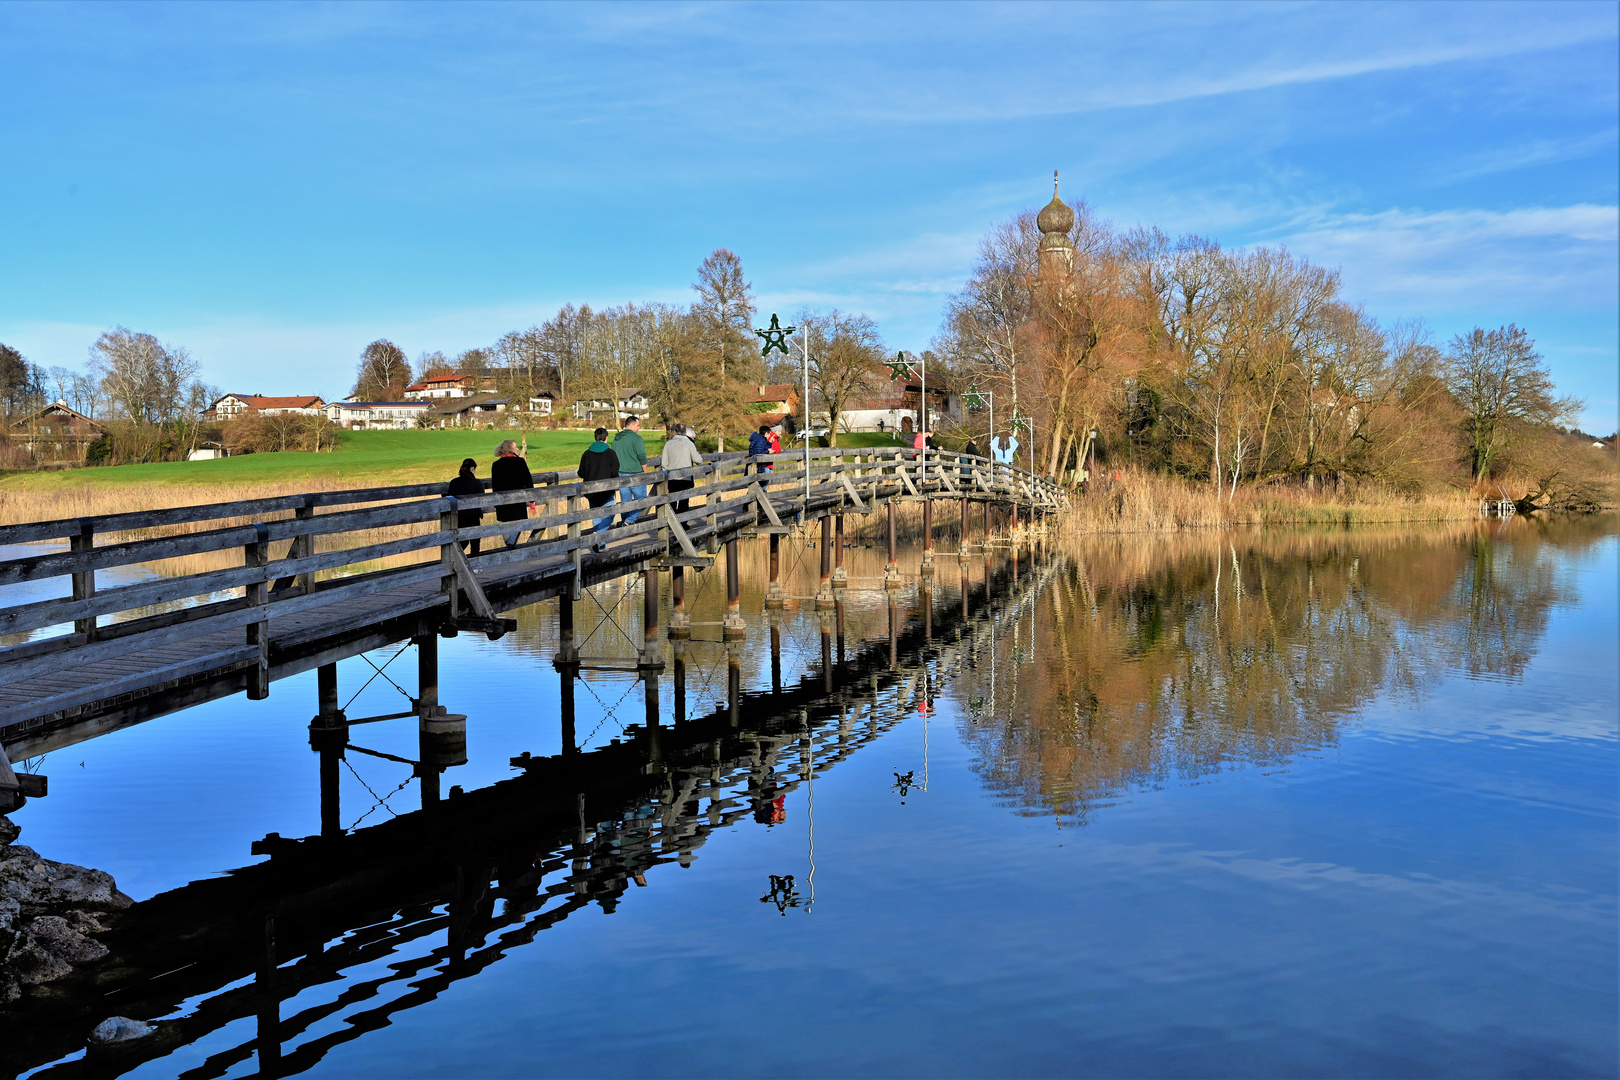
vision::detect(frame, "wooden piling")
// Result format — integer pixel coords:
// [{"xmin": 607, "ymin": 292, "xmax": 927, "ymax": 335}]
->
[
  {"xmin": 723, "ymin": 539, "xmax": 745, "ymax": 639},
  {"xmin": 884, "ymin": 501, "xmax": 901, "ymax": 589},
  {"xmin": 832, "ymin": 514, "xmax": 847, "ymax": 587},
  {"xmin": 765, "ymin": 533, "xmax": 784, "ymax": 608},
  {"xmin": 669, "ymin": 565, "xmax": 690, "ymax": 638},
  {"xmin": 815, "ymin": 516, "xmax": 835, "ymax": 608}
]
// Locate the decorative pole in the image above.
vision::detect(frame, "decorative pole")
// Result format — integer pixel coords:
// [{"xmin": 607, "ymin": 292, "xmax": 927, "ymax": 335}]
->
[{"xmin": 754, "ymin": 312, "xmax": 800, "ymax": 504}]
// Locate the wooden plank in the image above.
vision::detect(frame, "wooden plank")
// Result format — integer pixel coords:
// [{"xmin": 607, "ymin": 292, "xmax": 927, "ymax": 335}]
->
[
  {"xmin": 0, "ymin": 646, "xmax": 261, "ymax": 727},
  {"xmin": 0, "ymin": 563, "xmax": 445, "ymax": 687}
]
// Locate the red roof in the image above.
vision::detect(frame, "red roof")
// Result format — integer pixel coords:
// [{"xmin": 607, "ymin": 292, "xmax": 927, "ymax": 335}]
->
[
  {"xmin": 750, "ymin": 384, "xmax": 797, "ymax": 403},
  {"xmin": 240, "ymin": 395, "xmax": 325, "ymax": 410}
]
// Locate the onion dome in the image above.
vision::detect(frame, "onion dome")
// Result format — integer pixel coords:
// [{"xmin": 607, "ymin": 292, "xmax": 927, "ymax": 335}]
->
[{"xmin": 1037, "ymin": 171, "xmax": 1074, "ymax": 236}]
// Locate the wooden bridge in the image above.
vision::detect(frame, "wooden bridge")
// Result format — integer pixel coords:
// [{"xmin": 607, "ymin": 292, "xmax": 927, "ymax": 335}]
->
[
  {"xmin": 0, "ymin": 446, "xmax": 1065, "ymax": 799},
  {"xmin": 0, "ymin": 548, "xmax": 1060, "ymax": 1076}
]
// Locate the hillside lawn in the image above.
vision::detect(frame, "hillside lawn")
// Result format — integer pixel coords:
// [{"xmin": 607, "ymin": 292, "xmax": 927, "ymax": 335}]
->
[{"xmin": 0, "ymin": 428, "xmax": 921, "ymax": 496}]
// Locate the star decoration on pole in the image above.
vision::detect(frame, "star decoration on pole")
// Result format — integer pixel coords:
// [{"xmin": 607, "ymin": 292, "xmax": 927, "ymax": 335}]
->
[
  {"xmin": 754, "ymin": 313, "xmax": 797, "ymax": 356},
  {"xmin": 886, "ymin": 352, "xmax": 916, "ymax": 382},
  {"xmin": 963, "ymin": 384, "xmax": 989, "ymax": 411},
  {"xmin": 1009, "ymin": 411, "xmax": 1029, "ymax": 435}
]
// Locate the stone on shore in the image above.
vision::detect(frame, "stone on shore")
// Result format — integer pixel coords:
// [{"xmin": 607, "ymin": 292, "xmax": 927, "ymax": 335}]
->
[{"xmin": 0, "ymin": 818, "xmax": 131, "ymax": 1003}]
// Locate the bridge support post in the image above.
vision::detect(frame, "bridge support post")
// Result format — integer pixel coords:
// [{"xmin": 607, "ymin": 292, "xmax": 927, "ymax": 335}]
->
[
  {"xmin": 820, "ymin": 610, "xmax": 834, "ymax": 693},
  {"xmin": 835, "ymin": 597, "xmax": 846, "ymax": 665},
  {"xmin": 723, "ymin": 540, "xmax": 746, "ymax": 639},
  {"xmin": 888, "ymin": 594, "xmax": 900, "ymax": 668},
  {"xmin": 560, "ymin": 665, "xmax": 577, "ymax": 755},
  {"xmin": 884, "ymin": 501, "xmax": 901, "ymax": 589},
  {"xmin": 309, "ymin": 662, "xmax": 348, "ymax": 839},
  {"xmin": 921, "ymin": 499, "xmax": 935, "ymax": 576},
  {"xmin": 669, "ymin": 565, "xmax": 690, "ymax": 638},
  {"xmin": 770, "ymin": 616, "xmax": 782, "ymax": 693},
  {"xmin": 831, "ymin": 514, "xmax": 847, "ymax": 588},
  {"xmin": 672, "ymin": 642, "xmax": 687, "ymax": 724},
  {"xmin": 815, "ymin": 516, "xmax": 835, "ymax": 608},
  {"xmin": 555, "ymin": 593, "xmax": 578, "ymax": 665},
  {"xmin": 640, "ymin": 567, "xmax": 664, "ymax": 671},
  {"xmin": 415, "ymin": 634, "xmax": 442, "ymax": 717},
  {"xmin": 765, "ymin": 534, "xmax": 785, "ymax": 608},
  {"xmin": 960, "ymin": 497, "xmax": 969, "ymax": 552},
  {"xmin": 727, "ymin": 644, "xmax": 742, "ymax": 727},
  {"xmin": 1010, "ymin": 500, "xmax": 1019, "ymax": 534}
]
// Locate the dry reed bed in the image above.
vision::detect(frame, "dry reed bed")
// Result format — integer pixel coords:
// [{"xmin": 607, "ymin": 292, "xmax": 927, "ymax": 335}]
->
[{"xmin": 1057, "ymin": 471, "xmax": 1474, "ymax": 536}]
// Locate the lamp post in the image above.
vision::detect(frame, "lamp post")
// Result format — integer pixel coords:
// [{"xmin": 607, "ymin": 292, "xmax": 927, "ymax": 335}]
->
[{"xmin": 754, "ymin": 312, "xmax": 801, "ymax": 499}]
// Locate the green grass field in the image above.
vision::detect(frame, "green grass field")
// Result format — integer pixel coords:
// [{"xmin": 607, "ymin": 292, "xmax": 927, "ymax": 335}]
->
[{"xmin": 0, "ymin": 428, "xmax": 923, "ymax": 495}]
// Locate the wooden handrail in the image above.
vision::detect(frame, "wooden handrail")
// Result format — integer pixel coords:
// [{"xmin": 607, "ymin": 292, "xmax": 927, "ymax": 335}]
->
[{"xmin": 0, "ymin": 451, "xmax": 1066, "ymax": 671}]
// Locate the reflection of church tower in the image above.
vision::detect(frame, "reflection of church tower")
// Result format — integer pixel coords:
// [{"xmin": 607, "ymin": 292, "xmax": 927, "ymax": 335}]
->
[{"xmin": 1036, "ymin": 171, "xmax": 1075, "ymax": 280}]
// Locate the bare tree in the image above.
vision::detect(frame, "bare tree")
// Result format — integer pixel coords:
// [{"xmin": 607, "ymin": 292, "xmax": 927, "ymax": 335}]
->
[
  {"xmin": 89, "ymin": 327, "xmax": 198, "ymax": 424},
  {"xmin": 351, "ymin": 339, "xmax": 411, "ymax": 401},
  {"xmin": 1446, "ymin": 324, "xmax": 1578, "ymax": 480},
  {"xmin": 798, "ymin": 309, "xmax": 886, "ymax": 447}
]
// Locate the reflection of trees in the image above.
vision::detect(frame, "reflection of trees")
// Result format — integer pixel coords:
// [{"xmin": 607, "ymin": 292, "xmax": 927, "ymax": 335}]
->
[{"xmin": 958, "ymin": 518, "xmax": 1605, "ymax": 823}]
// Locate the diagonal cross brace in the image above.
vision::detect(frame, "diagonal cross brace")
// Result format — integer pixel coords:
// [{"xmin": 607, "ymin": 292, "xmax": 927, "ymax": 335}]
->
[
  {"xmin": 838, "ymin": 473, "xmax": 868, "ymax": 511},
  {"xmin": 444, "ymin": 542, "xmax": 498, "ymax": 620},
  {"xmin": 749, "ymin": 483, "xmax": 785, "ymax": 527},
  {"xmin": 662, "ymin": 502, "xmax": 701, "ymax": 558}
]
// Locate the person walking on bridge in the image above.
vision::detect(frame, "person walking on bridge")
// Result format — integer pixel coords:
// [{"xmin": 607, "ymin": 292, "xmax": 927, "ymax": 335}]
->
[
  {"xmin": 613, "ymin": 415, "xmax": 650, "ymax": 526},
  {"xmin": 579, "ymin": 427, "xmax": 620, "ymax": 547},
  {"xmin": 661, "ymin": 423, "xmax": 702, "ymax": 514},
  {"xmin": 491, "ymin": 439, "xmax": 533, "ymax": 548},
  {"xmin": 749, "ymin": 425, "xmax": 773, "ymax": 472},
  {"xmin": 447, "ymin": 457, "xmax": 485, "ymax": 555}
]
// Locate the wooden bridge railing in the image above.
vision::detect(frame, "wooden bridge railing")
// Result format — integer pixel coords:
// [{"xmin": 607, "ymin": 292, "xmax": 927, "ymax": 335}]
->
[{"xmin": 0, "ymin": 446, "xmax": 1066, "ymax": 693}]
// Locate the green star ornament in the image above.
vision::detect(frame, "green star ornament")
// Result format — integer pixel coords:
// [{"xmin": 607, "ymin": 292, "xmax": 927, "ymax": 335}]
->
[
  {"xmin": 754, "ymin": 313, "xmax": 797, "ymax": 357},
  {"xmin": 886, "ymin": 352, "xmax": 915, "ymax": 381}
]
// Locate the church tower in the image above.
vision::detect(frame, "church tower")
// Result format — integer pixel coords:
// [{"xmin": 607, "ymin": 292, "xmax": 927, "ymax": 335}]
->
[{"xmin": 1036, "ymin": 171, "xmax": 1075, "ymax": 280}]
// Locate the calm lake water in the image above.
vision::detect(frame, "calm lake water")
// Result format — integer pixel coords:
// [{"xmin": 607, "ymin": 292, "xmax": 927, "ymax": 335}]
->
[{"xmin": 6, "ymin": 516, "xmax": 1616, "ymax": 1078}]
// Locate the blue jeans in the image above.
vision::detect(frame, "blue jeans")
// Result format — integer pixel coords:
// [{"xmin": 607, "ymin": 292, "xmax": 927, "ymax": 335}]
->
[{"xmin": 618, "ymin": 475, "xmax": 647, "ymax": 524}]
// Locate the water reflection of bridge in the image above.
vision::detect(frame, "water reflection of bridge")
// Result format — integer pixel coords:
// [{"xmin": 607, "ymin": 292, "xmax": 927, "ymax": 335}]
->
[{"xmin": 1, "ymin": 542, "xmax": 1060, "ymax": 1078}]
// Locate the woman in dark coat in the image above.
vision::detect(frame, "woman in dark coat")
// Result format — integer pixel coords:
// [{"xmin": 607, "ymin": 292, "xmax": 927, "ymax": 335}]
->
[
  {"xmin": 491, "ymin": 439, "xmax": 534, "ymax": 548},
  {"xmin": 446, "ymin": 457, "xmax": 485, "ymax": 555}
]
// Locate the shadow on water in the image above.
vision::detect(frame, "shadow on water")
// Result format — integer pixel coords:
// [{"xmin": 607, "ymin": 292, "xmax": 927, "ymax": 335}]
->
[{"xmin": 2, "ymin": 513, "xmax": 1612, "ymax": 1077}]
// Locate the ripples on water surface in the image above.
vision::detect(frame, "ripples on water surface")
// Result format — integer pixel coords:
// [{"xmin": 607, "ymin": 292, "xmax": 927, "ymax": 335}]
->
[{"xmin": 6, "ymin": 516, "xmax": 1616, "ymax": 1078}]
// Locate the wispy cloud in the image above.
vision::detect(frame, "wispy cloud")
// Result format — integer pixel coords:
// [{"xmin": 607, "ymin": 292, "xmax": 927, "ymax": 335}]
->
[{"xmin": 1268, "ymin": 203, "xmax": 1618, "ymax": 310}]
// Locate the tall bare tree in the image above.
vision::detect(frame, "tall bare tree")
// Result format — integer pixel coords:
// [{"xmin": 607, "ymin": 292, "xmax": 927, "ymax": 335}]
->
[
  {"xmin": 1446, "ymin": 324, "xmax": 1577, "ymax": 480},
  {"xmin": 351, "ymin": 339, "xmax": 411, "ymax": 401},
  {"xmin": 796, "ymin": 309, "xmax": 886, "ymax": 447},
  {"xmin": 89, "ymin": 327, "xmax": 198, "ymax": 424}
]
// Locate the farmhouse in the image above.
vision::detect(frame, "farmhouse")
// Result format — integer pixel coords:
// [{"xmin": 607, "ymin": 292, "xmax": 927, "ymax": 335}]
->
[{"xmin": 8, "ymin": 401, "xmax": 103, "ymax": 463}]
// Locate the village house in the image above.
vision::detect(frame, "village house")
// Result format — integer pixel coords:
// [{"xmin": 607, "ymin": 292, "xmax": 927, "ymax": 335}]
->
[
  {"xmin": 210, "ymin": 394, "xmax": 327, "ymax": 419},
  {"xmin": 8, "ymin": 401, "xmax": 103, "ymax": 463},
  {"xmin": 573, "ymin": 388, "xmax": 650, "ymax": 422},
  {"xmin": 324, "ymin": 401, "xmax": 431, "ymax": 429},
  {"xmin": 402, "ymin": 373, "xmax": 485, "ymax": 400},
  {"xmin": 748, "ymin": 384, "xmax": 799, "ymax": 427},
  {"xmin": 837, "ymin": 382, "xmax": 960, "ymax": 435}
]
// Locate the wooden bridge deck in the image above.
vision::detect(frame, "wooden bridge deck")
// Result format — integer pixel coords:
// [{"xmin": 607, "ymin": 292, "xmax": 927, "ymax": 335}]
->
[{"xmin": 0, "ymin": 446, "xmax": 1066, "ymax": 760}]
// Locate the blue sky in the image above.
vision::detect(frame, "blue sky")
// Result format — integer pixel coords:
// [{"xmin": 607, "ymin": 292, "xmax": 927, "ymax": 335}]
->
[{"xmin": 1, "ymin": 1, "xmax": 1615, "ymax": 431}]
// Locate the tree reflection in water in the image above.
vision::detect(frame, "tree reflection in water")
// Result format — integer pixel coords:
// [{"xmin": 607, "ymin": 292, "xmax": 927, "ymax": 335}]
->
[{"xmin": 956, "ymin": 515, "xmax": 1608, "ymax": 825}]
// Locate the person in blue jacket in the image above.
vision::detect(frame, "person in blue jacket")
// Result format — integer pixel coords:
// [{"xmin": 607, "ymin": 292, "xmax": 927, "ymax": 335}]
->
[{"xmin": 749, "ymin": 425, "xmax": 773, "ymax": 472}]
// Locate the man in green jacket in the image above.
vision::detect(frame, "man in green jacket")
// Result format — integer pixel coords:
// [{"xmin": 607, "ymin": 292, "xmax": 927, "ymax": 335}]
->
[{"xmin": 613, "ymin": 415, "xmax": 650, "ymax": 525}]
